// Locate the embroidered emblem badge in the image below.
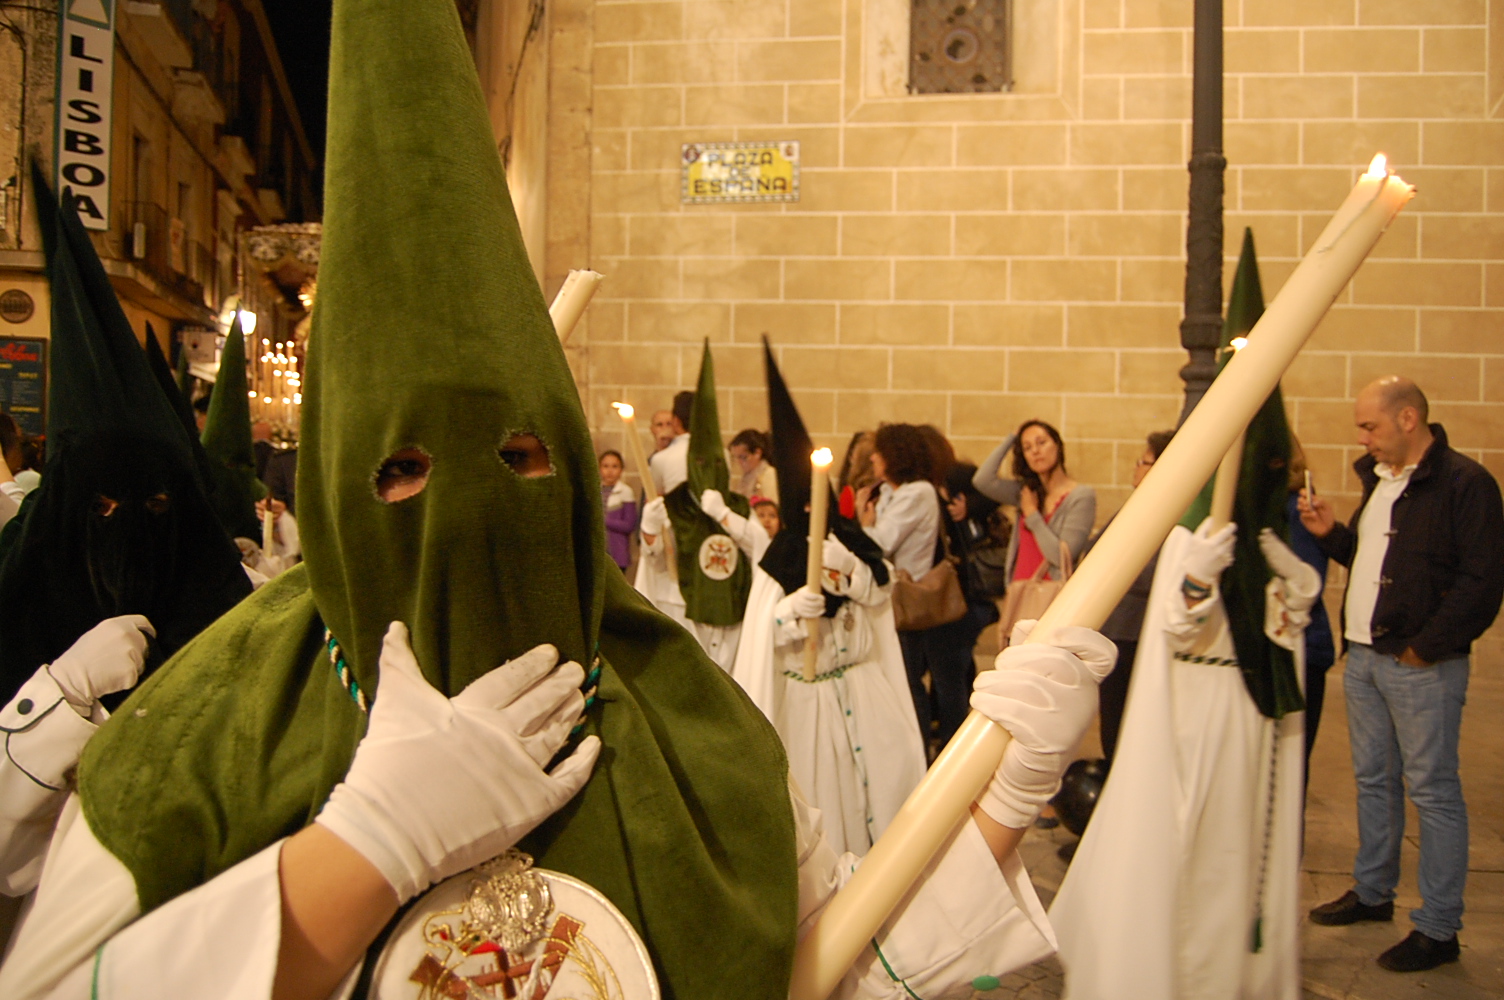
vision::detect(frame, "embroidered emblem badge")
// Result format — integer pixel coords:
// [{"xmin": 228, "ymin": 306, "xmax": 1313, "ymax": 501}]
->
[{"xmin": 697, "ymin": 534, "xmax": 738, "ymax": 581}]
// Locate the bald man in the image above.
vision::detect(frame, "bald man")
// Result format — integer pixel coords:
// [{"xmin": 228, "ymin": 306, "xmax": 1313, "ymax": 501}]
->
[
  {"xmin": 650, "ymin": 408, "xmax": 678, "ymax": 453},
  {"xmin": 1299, "ymin": 377, "xmax": 1504, "ymax": 973}
]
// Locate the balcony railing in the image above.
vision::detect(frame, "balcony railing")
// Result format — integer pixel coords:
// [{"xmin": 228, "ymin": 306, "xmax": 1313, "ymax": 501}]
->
[{"xmin": 120, "ymin": 201, "xmax": 205, "ymax": 309}]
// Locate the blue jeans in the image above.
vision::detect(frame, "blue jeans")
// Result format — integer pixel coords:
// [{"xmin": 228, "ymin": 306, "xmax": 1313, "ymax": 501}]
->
[{"xmin": 1344, "ymin": 642, "xmax": 1470, "ymax": 940}]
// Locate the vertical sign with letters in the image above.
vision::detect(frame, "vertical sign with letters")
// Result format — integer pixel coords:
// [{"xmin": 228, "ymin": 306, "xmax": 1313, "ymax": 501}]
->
[{"xmin": 53, "ymin": 0, "xmax": 116, "ymax": 231}]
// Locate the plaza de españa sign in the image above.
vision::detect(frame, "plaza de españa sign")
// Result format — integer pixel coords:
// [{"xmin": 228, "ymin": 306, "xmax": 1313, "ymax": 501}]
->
[
  {"xmin": 54, "ymin": 0, "xmax": 117, "ymax": 231},
  {"xmin": 681, "ymin": 141, "xmax": 800, "ymax": 204}
]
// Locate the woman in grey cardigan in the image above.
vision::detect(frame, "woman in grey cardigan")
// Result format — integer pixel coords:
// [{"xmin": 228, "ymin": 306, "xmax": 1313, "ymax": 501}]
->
[{"xmin": 973, "ymin": 420, "xmax": 1096, "ymax": 583}]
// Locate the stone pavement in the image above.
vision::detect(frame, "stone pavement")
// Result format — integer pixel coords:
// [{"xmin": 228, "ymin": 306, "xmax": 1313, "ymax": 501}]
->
[{"xmin": 970, "ymin": 625, "xmax": 1504, "ymax": 1000}]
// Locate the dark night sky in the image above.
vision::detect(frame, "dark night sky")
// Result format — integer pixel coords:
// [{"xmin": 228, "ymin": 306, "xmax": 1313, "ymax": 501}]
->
[{"xmin": 261, "ymin": 0, "xmax": 333, "ymax": 159}]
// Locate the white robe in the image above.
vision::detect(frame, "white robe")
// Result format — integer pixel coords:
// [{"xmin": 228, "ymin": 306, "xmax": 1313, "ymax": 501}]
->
[
  {"xmin": 633, "ymin": 435, "xmax": 742, "ymax": 672},
  {"xmin": 0, "ymin": 754, "xmax": 1056, "ymax": 1000},
  {"xmin": 731, "ymin": 553, "xmax": 926, "ymax": 856},
  {"xmin": 1049, "ymin": 525, "xmax": 1308, "ymax": 1000}
]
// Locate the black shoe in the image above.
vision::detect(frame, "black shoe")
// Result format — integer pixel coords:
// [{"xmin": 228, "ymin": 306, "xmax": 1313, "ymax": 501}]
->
[
  {"xmin": 1377, "ymin": 930, "xmax": 1460, "ymax": 972},
  {"xmin": 1309, "ymin": 890, "xmax": 1394, "ymax": 926}
]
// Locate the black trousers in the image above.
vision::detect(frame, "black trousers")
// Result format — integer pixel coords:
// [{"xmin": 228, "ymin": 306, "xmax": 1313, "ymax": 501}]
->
[
  {"xmin": 1099, "ymin": 639, "xmax": 1138, "ymax": 766},
  {"xmin": 899, "ymin": 600, "xmax": 999, "ymax": 751}
]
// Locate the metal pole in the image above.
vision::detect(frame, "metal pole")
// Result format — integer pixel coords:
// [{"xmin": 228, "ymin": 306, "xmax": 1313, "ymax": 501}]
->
[{"xmin": 1178, "ymin": 0, "xmax": 1226, "ymax": 420}]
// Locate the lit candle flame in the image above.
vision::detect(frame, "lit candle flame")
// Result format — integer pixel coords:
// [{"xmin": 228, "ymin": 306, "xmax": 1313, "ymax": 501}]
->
[
  {"xmin": 812, "ymin": 447, "xmax": 833, "ymax": 467},
  {"xmin": 1230, "ymin": 336, "xmax": 1249, "ymax": 352},
  {"xmin": 1366, "ymin": 153, "xmax": 1387, "ymax": 179},
  {"xmin": 612, "ymin": 401, "xmax": 635, "ymax": 420}
]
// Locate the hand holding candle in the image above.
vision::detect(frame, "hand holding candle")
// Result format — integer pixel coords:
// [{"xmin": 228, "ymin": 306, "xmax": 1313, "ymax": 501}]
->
[
  {"xmin": 788, "ymin": 155, "xmax": 1414, "ymax": 1000},
  {"xmin": 802, "ymin": 448, "xmax": 834, "ymax": 682}
]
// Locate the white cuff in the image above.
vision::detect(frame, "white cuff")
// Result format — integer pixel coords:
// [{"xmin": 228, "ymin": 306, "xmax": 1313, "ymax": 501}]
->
[{"xmin": 1, "ymin": 668, "xmax": 98, "ymax": 791}]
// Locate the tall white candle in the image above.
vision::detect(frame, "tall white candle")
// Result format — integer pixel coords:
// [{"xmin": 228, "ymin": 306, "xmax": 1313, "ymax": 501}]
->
[
  {"xmin": 788, "ymin": 154, "xmax": 1415, "ymax": 1000},
  {"xmin": 612, "ymin": 401, "xmax": 676, "ymax": 582},
  {"xmin": 549, "ymin": 270, "xmax": 605, "ymax": 345},
  {"xmin": 1209, "ymin": 337, "xmax": 1250, "ymax": 528},
  {"xmin": 802, "ymin": 448, "xmax": 833, "ymax": 682}
]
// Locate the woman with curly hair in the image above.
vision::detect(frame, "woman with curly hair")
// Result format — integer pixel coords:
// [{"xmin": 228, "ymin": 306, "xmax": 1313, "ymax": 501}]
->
[
  {"xmin": 973, "ymin": 419, "xmax": 1096, "ymax": 587},
  {"xmin": 856, "ymin": 423, "xmax": 946, "ymax": 749}
]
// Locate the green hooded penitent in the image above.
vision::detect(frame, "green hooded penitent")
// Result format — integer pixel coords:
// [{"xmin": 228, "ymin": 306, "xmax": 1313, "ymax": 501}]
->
[
  {"xmin": 1179, "ymin": 229, "xmax": 1302, "ymax": 720},
  {"xmin": 143, "ymin": 323, "xmax": 217, "ymax": 494},
  {"xmin": 665, "ymin": 340, "xmax": 752, "ymax": 625},
  {"xmin": 78, "ymin": 1, "xmax": 797, "ymax": 995},
  {"xmin": 200, "ymin": 316, "xmax": 268, "ymax": 538},
  {"xmin": 0, "ymin": 169, "xmax": 249, "ymax": 703}
]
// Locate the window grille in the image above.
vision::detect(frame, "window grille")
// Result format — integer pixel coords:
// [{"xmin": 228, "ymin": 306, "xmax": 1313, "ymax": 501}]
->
[{"xmin": 910, "ymin": 0, "xmax": 1012, "ymax": 94}]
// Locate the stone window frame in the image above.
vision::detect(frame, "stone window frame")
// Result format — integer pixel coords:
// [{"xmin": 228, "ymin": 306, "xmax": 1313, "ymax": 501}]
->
[{"xmin": 853, "ymin": 0, "xmax": 1080, "ymax": 123}]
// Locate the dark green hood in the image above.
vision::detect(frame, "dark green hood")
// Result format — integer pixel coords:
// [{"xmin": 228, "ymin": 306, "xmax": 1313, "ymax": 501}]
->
[
  {"xmin": 78, "ymin": 3, "xmax": 797, "ymax": 996},
  {"xmin": 665, "ymin": 340, "xmax": 751, "ymax": 625},
  {"xmin": 1180, "ymin": 229, "xmax": 1302, "ymax": 719},
  {"xmin": 200, "ymin": 316, "xmax": 268, "ymax": 539}
]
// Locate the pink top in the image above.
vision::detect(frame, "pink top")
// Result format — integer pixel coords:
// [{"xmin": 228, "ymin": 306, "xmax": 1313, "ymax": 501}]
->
[{"xmin": 1012, "ymin": 490, "xmax": 1071, "ymax": 581}]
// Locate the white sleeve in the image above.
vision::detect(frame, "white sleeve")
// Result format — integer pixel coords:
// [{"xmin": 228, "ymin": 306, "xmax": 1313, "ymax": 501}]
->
[
  {"xmin": 0, "ymin": 669, "xmax": 99, "ymax": 895},
  {"xmin": 863, "ymin": 487, "xmax": 922, "ymax": 562},
  {"xmin": 721, "ymin": 509, "xmax": 771, "ymax": 560},
  {"xmin": 2, "ymin": 816, "xmax": 361, "ymax": 1000},
  {"xmin": 792, "ymin": 784, "xmax": 1056, "ymax": 1000}
]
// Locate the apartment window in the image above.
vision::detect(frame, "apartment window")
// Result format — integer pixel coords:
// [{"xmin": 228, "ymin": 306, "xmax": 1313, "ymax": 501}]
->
[{"xmin": 910, "ymin": 0, "xmax": 1012, "ymax": 94}]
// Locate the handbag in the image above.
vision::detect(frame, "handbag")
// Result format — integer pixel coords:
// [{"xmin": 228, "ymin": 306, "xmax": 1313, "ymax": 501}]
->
[
  {"xmin": 891, "ymin": 516, "xmax": 968, "ymax": 632},
  {"xmin": 997, "ymin": 540, "xmax": 1074, "ymax": 647}
]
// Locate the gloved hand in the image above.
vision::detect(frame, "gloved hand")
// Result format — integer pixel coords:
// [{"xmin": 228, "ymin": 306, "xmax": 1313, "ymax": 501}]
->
[
  {"xmin": 971, "ymin": 621, "xmax": 1116, "ymax": 829},
  {"xmin": 790, "ymin": 587, "xmax": 827, "ymax": 619},
  {"xmin": 1182, "ymin": 517, "xmax": 1237, "ymax": 590},
  {"xmin": 640, "ymin": 496, "xmax": 668, "ymax": 537},
  {"xmin": 822, "ymin": 535, "xmax": 859, "ymax": 578},
  {"xmin": 47, "ymin": 615, "xmax": 155, "ymax": 712},
  {"xmin": 1258, "ymin": 528, "xmax": 1320, "ymax": 613},
  {"xmin": 700, "ymin": 489, "xmax": 729, "ymax": 523},
  {"xmin": 316, "ymin": 622, "xmax": 600, "ymax": 904}
]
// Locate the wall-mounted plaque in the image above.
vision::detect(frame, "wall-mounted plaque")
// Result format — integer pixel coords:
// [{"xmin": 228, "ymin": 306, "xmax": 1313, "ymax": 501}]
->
[
  {"xmin": 0, "ymin": 337, "xmax": 47, "ymax": 436},
  {"xmin": 681, "ymin": 141, "xmax": 800, "ymax": 204},
  {"xmin": 0, "ymin": 289, "xmax": 34, "ymax": 324}
]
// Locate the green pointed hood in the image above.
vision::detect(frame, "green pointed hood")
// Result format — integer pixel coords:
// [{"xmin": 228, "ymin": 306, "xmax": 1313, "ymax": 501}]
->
[
  {"xmin": 143, "ymin": 323, "xmax": 217, "ymax": 493},
  {"xmin": 200, "ymin": 316, "xmax": 266, "ymax": 538},
  {"xmin": 1180, "ymin": 229, "xmax": 1302, "ymax": 719},
  {"xmin": 79, "ymin": 9, "xmax": 798, "ymax": 995},
  {"xmin": 665, "ymin": 340, "xmax": 752, "ymax": 625},
  {"xmin": 173, "ymin": 338, "xmax": 191, "ymax": 397}
]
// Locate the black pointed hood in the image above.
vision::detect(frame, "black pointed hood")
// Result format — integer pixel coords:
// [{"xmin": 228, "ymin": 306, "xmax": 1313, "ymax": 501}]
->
[{"xmin": 0, "ymin": 169, "xmax": 250, "ymax": 703}]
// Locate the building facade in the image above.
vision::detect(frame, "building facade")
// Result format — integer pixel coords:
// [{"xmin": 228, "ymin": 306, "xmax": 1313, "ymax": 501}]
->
[
  {"xmin": 0, "ymin": 0, "xmax": 318, "ymax": 423},
  {"xmin": 474, "ymin": 0, "xmax": 1502, "ymax": 545}
]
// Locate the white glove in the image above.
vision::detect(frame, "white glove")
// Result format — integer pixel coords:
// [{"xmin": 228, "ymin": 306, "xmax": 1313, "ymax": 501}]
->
[
  {"xmin": 640, "ymin": 496, "xmax": 668, "ymax": 537},
  {"xmin": 1258, "ymin": 528, "xmax": 1320, "ymax": 613},
  {"xmin": 47, "ymin": 615, "xmax": 155, "ymax": 712},
  {"xmin": 699, "ymin": 489, "xmax": 729, "ymax": 523},
  {"xmin": 791, "ymin": 587, "xmax": 827, "ymax": 619},
  {"xmin": 822, "ymin": 535, "xmax": 859, "ymax": 578},
  {"xmin": 1182, "ymin": 517, "xmax": 1237, "ymax": 589},
  {"xmin": 316, "ymin": 622, "xmax": 601, "ymax": 904},
  {"xmin": 971, "ymin": 621, "xmax": 1116, "ymax": 829}
]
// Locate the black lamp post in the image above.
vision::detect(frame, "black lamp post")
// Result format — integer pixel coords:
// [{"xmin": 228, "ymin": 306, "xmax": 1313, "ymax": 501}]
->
[{"xmin": 1178, "ymin": 0, "xmax": 1226, "ymax": 420}]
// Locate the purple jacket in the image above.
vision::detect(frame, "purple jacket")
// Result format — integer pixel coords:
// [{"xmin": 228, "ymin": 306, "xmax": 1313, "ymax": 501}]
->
[{"xmin": 602, "ymin": 482, "xmax": 638, "ymax": 570}]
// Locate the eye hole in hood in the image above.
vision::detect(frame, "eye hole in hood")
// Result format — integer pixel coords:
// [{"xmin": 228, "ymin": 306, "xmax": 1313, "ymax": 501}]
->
[
  {"xmin": 375, "ymin": 447, "xmax": 432, "ymax": 503},
  {"xmin": 499, "ymin": 433, "xmax": 553, "ymax": 478}
]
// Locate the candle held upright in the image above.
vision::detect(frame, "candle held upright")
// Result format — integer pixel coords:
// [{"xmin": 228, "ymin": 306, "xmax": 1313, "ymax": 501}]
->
[
  {"xmin": 787, "ymin": 155, "xmax": 1415, "ymax": 1000},
  {"xmin": 802, "ymin": 448, "xmax": 834, "ymax": 682}
]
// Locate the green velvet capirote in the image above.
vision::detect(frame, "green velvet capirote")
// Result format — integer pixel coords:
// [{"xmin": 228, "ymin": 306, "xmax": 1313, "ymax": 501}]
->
[{"xmin": 77, "ymin": 0, "xmax": 798, "ymax": 996}]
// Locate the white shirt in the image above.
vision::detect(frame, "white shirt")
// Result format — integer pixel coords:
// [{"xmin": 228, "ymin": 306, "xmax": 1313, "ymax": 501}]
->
[
  {"xmin": 1344, "ymin": 463, "xmax": 1415, "ymax": 645},
  {"xmin": 649, "ymin": 433, "xmax": 689, "ymax": 496},
  {"xmin": 865, "ymin": 481, "xmax": 940, "ymax": 580}
]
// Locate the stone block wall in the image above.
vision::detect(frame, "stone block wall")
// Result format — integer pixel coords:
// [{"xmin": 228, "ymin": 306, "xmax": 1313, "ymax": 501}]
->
[{"xmin": 520, "ymin": 0, "xmax": 1502, "ymax": 527}]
